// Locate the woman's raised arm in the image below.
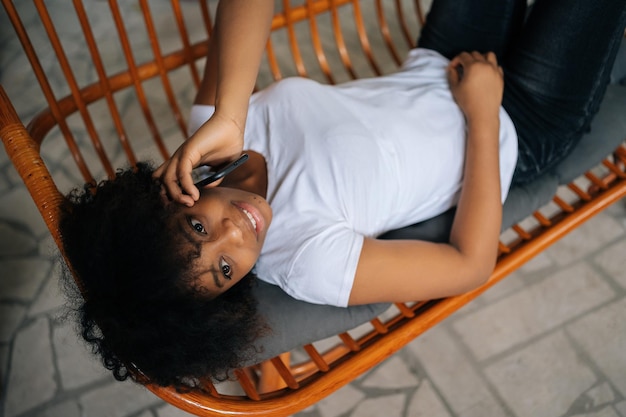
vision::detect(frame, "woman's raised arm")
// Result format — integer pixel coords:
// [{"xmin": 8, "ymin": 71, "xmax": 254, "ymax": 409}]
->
[
  {"xmin": 349, "ymin": 52, "xmax": 504, "ymax": 305},
  {"xmin": 155, "ymin": 0, "xmax": 274, "ymax": 206}
]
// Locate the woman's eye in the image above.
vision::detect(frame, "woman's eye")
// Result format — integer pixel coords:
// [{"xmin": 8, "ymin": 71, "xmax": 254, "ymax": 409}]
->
[
  {"xmin": 220, "ymin": 258, "xmax": 232, "ymax": 280},
  {"xmin": 190, "ymin": 218, "xmax": 206, "ymax": 234}
]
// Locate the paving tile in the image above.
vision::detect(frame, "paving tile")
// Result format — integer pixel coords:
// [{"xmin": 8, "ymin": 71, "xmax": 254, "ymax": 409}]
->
[
  {"xmin": 406, "ymin": 325, "xmax": 506, "ymax": 417},
  {"xmin": 3, "ymin": 163, "xmax": 22, "ymax": 187},
  {"xmin": 0, "ymin": 171, "xmax": 10, "ymax": 194},
  {"xmin": 406, "ymin": 380, "xmax": 452, "ymax": 417},
  {"xmin": 38, "ymin": 233, "xmax": 60, "ymax": 258},
  {"xmin": 0, "ymin": 303, "xmax": 26, "ymax": 343},
  {"xmin": 0, "ymin": 344, "xmax": 9, "ymax": 382},
  {"xmin": 605, "ymin": 199, "xmax": 626, "ymax": 218},
  {"xmin": 0, "ymin": 62, "xmax": 44, "ymax": 121},
  {"xmin": 587, "ymin": 382, "xmax": 615, "ymax": 406},
  {"xmin": 616, "ymin": 401, "xmax": 626, "ymax": 417},
  {"xmin": 0, "ymin": 223, "xmax": 36, "ymax": 256},
  {"xmin": 518, "ymin": 250, "xmax": 554, "ymax": 274},
  {"xmin": 477, "ymin": 269, "xmax": 526, "ymax": 303},
  {"xmin": 28, "ymin": 268, "xmax": 65, "ymax": 317},
  {"xmin": 567, "ymin": 298, "xmax": 626, "ymax": 397},
  {"xmin": 348, "ymin": 393, "xmax": 405, "ymax": 417},
  {"xmin": 545, "ymin": 213, "xmax": 624, "ymax": 266},
  {"xmin": 53, "ymin": 321, "xmax": 110, "ymax": 390},
  {"xmin": 452, "ymin": 262, "xmax": 615, "ymax": 361},
  {"xmin": 485, "ymin": 331, "xmax": 597, "ymax": 417},
  {"xmin": 570, "ymin": 406, "xmax": 621, "ymax": 417},
  {"xmin": 317, "ymin": 384, "xmax": 365, "ymax": 417},
  {"xmin": 361, "ymin": 356, "xmax": 420, "ymax": 389},
  {"xmin": 4, "ymin": 317, "xmax": 57, "ymax": 417},
  {"xmin": 567, "ymin": 382, "xmax": 618, "ymax": 415},
  {"xmin": 593, "ymin": 238, "xmax": 626, "ymax": 290},
  {"xmin": 80, "ymin": 379, "xmax": 162, "ymax": 417},
  {"xmin": 156, "ymin": 403, "xmax": 197, "ymax": 417},
  {"xmin": 0, "ymin": 187, "xmax": 48, "ymax": 237},
  {"xmin": 0, "ymin": 258, "xmax": 51, "ymax": 301},
  {"xmin": 586, "ymin": 383, "xmax": 617, "ymax": 408},
  {"xmin": 31, "ymin": 400, "xmax": 81, "ymax": 417}
]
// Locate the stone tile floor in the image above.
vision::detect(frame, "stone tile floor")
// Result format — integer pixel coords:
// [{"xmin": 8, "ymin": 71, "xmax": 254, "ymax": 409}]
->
[{"xmin": 1, "ymin": 1, "xmax": 626, "ymax": 417}]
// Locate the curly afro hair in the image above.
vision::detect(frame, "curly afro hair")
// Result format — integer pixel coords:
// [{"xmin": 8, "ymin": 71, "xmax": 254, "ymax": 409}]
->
[{"xmin": 59, "ymin": 162, "xmax": 266, "ymax": 390}]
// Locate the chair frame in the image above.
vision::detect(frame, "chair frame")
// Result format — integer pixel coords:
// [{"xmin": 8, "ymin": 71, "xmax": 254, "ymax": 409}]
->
[{"xmin": 2, "ymin": 1, "xmax": 625, "ymax": 416}]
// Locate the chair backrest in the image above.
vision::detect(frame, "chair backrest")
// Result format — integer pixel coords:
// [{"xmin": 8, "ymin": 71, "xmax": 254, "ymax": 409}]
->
[{"xmin": 2, "ymin": 0, "xmax": 423, "ymax": 250}]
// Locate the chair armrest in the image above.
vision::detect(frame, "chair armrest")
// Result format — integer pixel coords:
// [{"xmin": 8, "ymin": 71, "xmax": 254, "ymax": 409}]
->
[{"xmin": 0, "ymin": 85, "xmax": 65, "ymax": 248}]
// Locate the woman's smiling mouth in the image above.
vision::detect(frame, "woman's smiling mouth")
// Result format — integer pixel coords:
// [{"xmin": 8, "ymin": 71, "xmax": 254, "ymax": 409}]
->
[
  {"xmin": 242, "ymin": 208, "xmax": 257, "ymax": 231},
  {"xmin": 234, "ymin": 201, "xmax": 264, "ymax": 239}
]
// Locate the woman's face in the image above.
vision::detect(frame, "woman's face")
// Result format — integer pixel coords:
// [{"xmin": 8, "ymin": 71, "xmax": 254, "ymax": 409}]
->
[{"xmin": 175, "ymin": 186, "xmax": 272, "ymax": 296}]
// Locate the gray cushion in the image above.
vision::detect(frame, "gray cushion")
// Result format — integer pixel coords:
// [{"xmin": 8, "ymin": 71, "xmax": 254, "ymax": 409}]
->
[
  {"xmin": 551, "ymin": 84, "xmax": 626, "ymax": 184},
  {"xmin": 610, "ymin": 40, "xmax": 626, "ymax": 85},
  {"xmin": 248, "ymin": 281, "xmax": 389, "ymax": 365},
  {"xmin": 248, "ymin": 82, "xmax": 626, "ymax": 366}
]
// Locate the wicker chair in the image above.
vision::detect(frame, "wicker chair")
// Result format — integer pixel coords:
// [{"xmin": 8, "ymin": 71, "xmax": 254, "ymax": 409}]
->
[{"xmin": 2, "ymin": 1, "xmax": 626, "ymax": 416}]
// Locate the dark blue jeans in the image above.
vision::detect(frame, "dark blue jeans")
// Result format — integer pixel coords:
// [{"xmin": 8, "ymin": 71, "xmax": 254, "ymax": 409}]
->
[{"xmin": 417, "ymin": 0, "xmax": 626, "ymax": 184}]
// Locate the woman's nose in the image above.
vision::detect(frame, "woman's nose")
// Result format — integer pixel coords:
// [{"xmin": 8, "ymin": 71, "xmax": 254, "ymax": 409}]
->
[{"xmin": 220, "ymin": 217, "xmax": 244, "ymax": 245}]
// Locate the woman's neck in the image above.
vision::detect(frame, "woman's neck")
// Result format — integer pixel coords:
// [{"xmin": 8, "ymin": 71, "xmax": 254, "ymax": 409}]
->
[{"xmin": 220, "ymin": 150, "xmax": 268, "ymax": 198}]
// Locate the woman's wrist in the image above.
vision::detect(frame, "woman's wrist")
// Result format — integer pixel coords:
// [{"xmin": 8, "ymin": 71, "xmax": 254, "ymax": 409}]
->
[{"xmin": 466, "ymin": 113, "xmax": 500, "ymax": 138}]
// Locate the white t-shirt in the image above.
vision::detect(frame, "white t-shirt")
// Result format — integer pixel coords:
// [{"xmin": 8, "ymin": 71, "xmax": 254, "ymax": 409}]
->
[{"xmin": 188, "ymin": 48, "xmax": 518, "ymax": 307}]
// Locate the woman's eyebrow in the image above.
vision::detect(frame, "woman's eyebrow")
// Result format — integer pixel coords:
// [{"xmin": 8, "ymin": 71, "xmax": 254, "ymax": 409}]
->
[{"xmin": 199, "ymin": 266, "xmax": 224, "ymax": 289}]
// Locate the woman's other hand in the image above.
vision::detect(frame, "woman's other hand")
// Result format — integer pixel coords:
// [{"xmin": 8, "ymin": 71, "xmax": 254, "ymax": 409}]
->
[{"xmin": 447, "ymin": 51, "xmax": 504, "ymax": 126}]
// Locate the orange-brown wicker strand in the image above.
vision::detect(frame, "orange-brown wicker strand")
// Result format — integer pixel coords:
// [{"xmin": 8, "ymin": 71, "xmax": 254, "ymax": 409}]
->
[
  {"xmin": 140, "ymin": 0, "xmax": 188, "ymax": 136},
  {"xmin": 306, "ymin": 0, "xmax": 336, "ymax": 84},
  {"xmin": 4, "ymin": 1, "xmax": 94, "ymax": 182},
  {"xmin": 394, "ymin": 302, "xmax": 416, "ymax": 318},
  {"xmin": 498, "ymin": 241, "xmax": 511, "ymax": 255},
  {"xmin": 35, "ymin": 1, "xmax": 117, "ymax": 178},
  {"xmin": 264, "ymin": 39, "xmax": 284, "ymax": 82},
  {"xmin": 350, "ymin": 0, "xmax": 383, "ymax": 76},
  {"xmin": 338, "ymin": 332, "xmax": 361, "ymax": 351},
  {"xmin": 512, "ymin": 224, "xmax": 532, "ymax": 240},
  {"xmin": 552, "ymin": 195, "xmax": 575, "ymax": 212},
  {"xmin": 329, "ymin": 0, "xmax": 358, "ymax": 79},
  {"xmin": 533, "ymin": 211, "xmax": 553, "ymax": 227},
  {"xmin": 170, "ymin": 0, "xmax": 202, "ymax": 86},
  {"xmin": 270, "ymin": 357, "xmax": 300, "ymax": 390},
  {"xmin": 108, "ymin": 0, "xmax": 170, "ymax": 161},
  {"xmin": 233, "ymin": 369, "xmax": 262, "ymax": 401},
  {"xmin": 73, "ymin": 0, "xmax": 138, "ymax": 168},
  {"xmin": 303, "ymin": 344, "xmax": 330, "ymax": 372},
  {"xmin": 199, "ymin": 0, "xmax": 213, "ymax": 40},
  {"xmin": 414, "ymin": 0, "xmax": 426, "ymax": 25},
  {"xmin": 369, "ymin": 317, "xmax": 388, "ymax": 334},
  {"xmin": 374, "ymin": 0, "xmax": 403, "ymax": 65},
  {"xmin": 283, "ymin": 0, "xmax": 308, "ymax": 78},
  {"xmin": 584, "ymin": 171, "xmax": 609, "ymax": 191}
]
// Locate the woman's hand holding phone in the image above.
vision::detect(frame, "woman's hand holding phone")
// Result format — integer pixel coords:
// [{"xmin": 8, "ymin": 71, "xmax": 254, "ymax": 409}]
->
[{"xmin": 154, "ymin": 112, "xmax": 244, "ymax": 207}]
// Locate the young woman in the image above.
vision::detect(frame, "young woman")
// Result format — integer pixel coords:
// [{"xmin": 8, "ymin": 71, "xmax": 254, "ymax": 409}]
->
[{"xmin": 60, "ymin": 0, "xmax": 626, "ymax": 390}]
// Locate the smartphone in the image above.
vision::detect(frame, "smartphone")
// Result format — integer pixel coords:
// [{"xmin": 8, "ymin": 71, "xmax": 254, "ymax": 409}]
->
[{"xmin": 192, "ymin": 153, "xmax": 249, "ymax": 187}]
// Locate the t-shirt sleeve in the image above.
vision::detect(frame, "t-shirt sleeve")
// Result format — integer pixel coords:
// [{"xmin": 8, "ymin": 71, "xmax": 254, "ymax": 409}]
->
[{"xmin": 280, "ymin": 225, "xmax": 365, "ymax": 307}]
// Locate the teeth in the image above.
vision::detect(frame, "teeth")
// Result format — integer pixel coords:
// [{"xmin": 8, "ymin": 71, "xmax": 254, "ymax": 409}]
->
[{"xmin": 242, "ymin": 208, "xmax": 257, "ymax": 231}]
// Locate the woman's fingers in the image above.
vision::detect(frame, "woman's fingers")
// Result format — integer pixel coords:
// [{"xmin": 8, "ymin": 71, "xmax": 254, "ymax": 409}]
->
[
  {"xmin": 176, "ymin": 156, "xmax": 200, "ymax": 203},
  {"xmin": 154, "ymin": 153, "xmax": 198, "ymax": 207},
  {"xmin": 485, "ymin": 51, "xmax": 498, "ymax": 65}
]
